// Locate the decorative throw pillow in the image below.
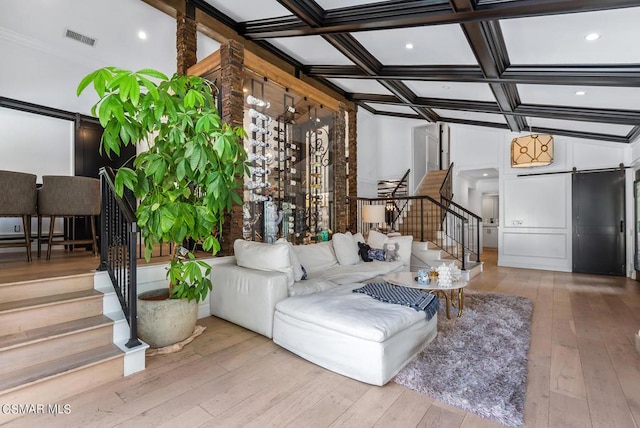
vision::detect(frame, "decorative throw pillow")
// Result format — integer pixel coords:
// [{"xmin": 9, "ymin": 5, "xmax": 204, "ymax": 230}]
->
[
  {"xmin": 388, "ymin": 235, "xmax": 413, "ymax": 264},
  {"xmin": 292, "ymin": 241, "xmax": 338, "ymax": 273},
  {"xmin": 276, "ymin": 238, "xmax": 304, "ymax": 281},
  {"xmin": 358, "ymin": 241, "xmax": 372, "ymax": 262},
  {"xmin": 383, "ymin": 242, "xmax": 400, "ymax": 262},
  {"xmin": 367, "ymin": 229, "xmax": 388, "ymax": 250},
  {"xmin": 368, "ymin": 247, "xmax": 385, "ymax": 261},
  {"xmin": 332, "ymin": 232, "xmax": 360, "ymax": 265}
]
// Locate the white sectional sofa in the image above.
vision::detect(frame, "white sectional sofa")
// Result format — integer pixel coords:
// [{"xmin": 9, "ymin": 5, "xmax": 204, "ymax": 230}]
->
[
  {"xmin": 210, "ymin": 231, "xmax": 438, "ymax": 385},
  {"xmin": 211, "ymin": 231, "xmax": 413, "ymax": 338}
]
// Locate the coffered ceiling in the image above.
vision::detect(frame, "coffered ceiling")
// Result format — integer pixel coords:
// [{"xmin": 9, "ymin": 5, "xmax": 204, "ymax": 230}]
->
[
  {"xmin": 3, "ymin": 0, "xmax": 639, "ymax": 144},
  {"xmin": 197, "ymin": 0, "xmax": 640, "ymax": 143}
]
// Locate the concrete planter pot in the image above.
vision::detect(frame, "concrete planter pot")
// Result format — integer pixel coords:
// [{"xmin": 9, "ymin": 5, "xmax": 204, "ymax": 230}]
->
[{"xmin": 137, "ymin": 289, "xmax": 198, "ymax": 348}]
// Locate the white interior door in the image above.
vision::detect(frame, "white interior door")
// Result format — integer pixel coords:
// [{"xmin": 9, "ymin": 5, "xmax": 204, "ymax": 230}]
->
[
  {"xmin": 412, "ymin": 126, "xmax": 428, "ymax": 194},
  {"xmin": 426, "ymin": 123, "xmax": 440, "ymax": 171}
]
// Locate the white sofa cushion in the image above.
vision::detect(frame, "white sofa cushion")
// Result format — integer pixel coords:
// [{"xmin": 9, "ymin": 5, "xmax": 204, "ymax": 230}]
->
[
  {"xmin": 275, "ymin": 283, "xmax": 429, "ymax": 342},
  {"xmin": 332, "ymin": 232, "xmax": 360, "ymax": 266},
  {"xmin": 367, "ymin": 230, "xmax": 388, "ymax": 250},
  {"xmin": 308, "ymin": 260, "xmax": 405, "ymax": 285},
  {"xmin": 276, "ymin": 238, "xmax": 304, "ymax": 282},
  {"xmin": 293, "ymin": 241, "xmax": 338, "ymax": 274},
  {"xmin": 234, "ymin": 239, "xmax": 294, "ymax": 286},
  {"xmin": 289, "ymin": 278, "xmax": 340, "ymax": 297},
  {"xmin": 211, "ymin": 263, "xmax": 289, "ymax": 339},
  {"xmin": 273, "ymin": 283, "xmax": 438, "ymax": 386}
]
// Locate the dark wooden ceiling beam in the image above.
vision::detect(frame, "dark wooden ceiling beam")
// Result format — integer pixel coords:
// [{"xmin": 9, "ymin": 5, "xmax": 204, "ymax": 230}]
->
[
  {"xmin": 352, "ymin": 93, "xmax": 501, "ymax": 114},
  {"xmin": 323, "ymin": 34, "xmax": 382, "ymax": 75},
  {"xmin": 626, "ymin": 126, "xmax": 640, "ymax": 143},
  {"xmin": 304, "ymin": 65, "xmax": 369, "ymax": 79},
  {"xmin": 351, "ymin": 93, "xmax": 640, "ymax": 125},
  {"xmin": 243, "ymin": 0, "xmax": 640, "ymax": 39},
  {"xmin": 350, "ymin": 93, "xmax": 400, "ymax": 103},
  {"xmin": 529, "ymin": 126, "xmax": 629, "ymax": 144},
  {"xmin": 191, "ymin": 0, "xmax": 240, "ymax": 31},
  {"xmin": 514, "ymin": 105, "xmax": 640, "ymax": 126},
  {"xmin": 324, "ymin": 34, "xmax": 439, "ymax": 122},
  {"xmin": 270, "ymin": 1, "xmax": 440, "ymax": 121},
  {"xmin": 502, "ymin": 65, "xmax": 640, "ymax": 87},
  {"xmin": 450, "ymin": 0, "xmax": 524, "ymax": 131},
  {"xmin": 371, "ymin": 110, "xmax": 422, "ymax": 120},
  {"xmin": 438, "ymin": 117, "xmax": 510, "ymax": 130},
  {"xmin": 304, "ymin": 65, "xmax": 486, "ymax": 81},
  {"xmin": 275, "ymin": 0, "xmax": 324, "ymax": 27},
  {"xmin": 304, "ymin": 64, "xmax": 640, "ymax": 87}
]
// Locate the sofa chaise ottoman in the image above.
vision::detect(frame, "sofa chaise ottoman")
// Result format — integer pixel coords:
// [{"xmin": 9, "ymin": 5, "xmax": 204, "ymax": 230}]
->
[{"xmin": 272, "ymin": 283, "xmax": 438, "ymax": 386}]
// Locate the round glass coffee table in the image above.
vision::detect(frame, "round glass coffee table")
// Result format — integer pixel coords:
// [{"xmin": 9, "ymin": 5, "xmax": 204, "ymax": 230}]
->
[{"xmin": 382, "ymin": 271, "xmax": 467, "ymax": 319}]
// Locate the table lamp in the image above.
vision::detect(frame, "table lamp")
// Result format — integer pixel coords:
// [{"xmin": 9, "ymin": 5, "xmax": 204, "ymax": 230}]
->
[{"xmin": 362, "ymin": 204, "xmax": 385, "ymax": 231}]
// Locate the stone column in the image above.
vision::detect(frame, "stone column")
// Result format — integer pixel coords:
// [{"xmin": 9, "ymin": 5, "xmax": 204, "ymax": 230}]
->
[
  {"xmin": 347, "ymin": 105, "xmax": 358, "ymax": 231},
  {"xmin": 333, "ymin": 103, "xmax": 347, "ymax": 233},
  {"xmin": 176, "ymin": 10, "xmax": 197, "ymax": 75},
  {"xmin": 219, "ymin": 40, "xmax": 245, "ymax": 255}
]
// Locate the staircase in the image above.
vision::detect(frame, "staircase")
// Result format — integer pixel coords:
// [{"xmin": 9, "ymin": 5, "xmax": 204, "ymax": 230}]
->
[
  {"xmin": 398, "ymin": 169, "xmax": 483, "ymax": 280},
  {"xmin": 398, "ymin": 170, "xmax": 450, "ymax": 241},
  {"xmin": 411, "ymin": 241, "xmax": 483, "ymax": 281},
  {"xmin": 0, "ymin": 273, "xmax": 147, "ymax": 424},
  {"xmin": 415, "ymin": 169, "xmax": 449, "ymax": 199}
]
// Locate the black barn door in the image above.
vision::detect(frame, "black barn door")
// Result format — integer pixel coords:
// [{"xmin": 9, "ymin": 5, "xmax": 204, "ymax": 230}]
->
[{"xmin": 572, "ymin": 170, "xmax": 625, "ymax": 275}]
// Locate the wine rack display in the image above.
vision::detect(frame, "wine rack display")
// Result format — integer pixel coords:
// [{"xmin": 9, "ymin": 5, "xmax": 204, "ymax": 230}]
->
[{"xmin": 242, "ymin": 76, "xmax": 335, "ymax": 244}]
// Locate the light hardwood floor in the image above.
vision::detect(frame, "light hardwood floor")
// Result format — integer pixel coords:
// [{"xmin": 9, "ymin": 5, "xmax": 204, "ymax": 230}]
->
[{"xmin": 3, "ymin": 248, "xmax": 640, "ymax": 427}]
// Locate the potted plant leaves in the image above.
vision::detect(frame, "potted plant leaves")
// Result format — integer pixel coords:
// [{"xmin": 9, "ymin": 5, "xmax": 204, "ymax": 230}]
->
[{"xmin": 78, "ymin": 67, "xmax": 247, "ymax": 347}]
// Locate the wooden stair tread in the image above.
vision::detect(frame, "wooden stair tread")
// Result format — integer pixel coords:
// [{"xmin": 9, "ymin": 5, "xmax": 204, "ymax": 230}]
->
[
  {"xmin": 0, "ymin": 289, "xmax": 102, "ymax": 313},
  {"xmin": 0, "ymin": 315, "xmax": 113, "ymax": 350},
  {"xmin": 0, "ymin": 272, "xmax": 94, "ymax": 289},
  {"xmin": 0, "ymin": 344, "xmax": 123, "ymax": 393},
  {"xmin": 0, "ymin": 272, "xmax": 96, "ymax": 304}
]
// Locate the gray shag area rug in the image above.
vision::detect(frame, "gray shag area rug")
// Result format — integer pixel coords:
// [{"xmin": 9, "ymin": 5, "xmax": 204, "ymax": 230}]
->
[{"xmin": 394, "ymin": 291, "xmax": 533, "ymax": 427}]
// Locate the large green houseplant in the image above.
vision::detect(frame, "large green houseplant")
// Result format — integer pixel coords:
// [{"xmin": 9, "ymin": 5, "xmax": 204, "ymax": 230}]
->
[{"xmin": 78, "ymin": 67, "xmax": 246, "ymax": 343}]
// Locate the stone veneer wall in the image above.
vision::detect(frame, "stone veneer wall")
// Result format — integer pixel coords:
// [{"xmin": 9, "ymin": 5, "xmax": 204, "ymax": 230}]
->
[
  {"xmin": 176, "ymin": 11, "xmax": 197, "ymax": 75},
  {"xmin": 333, "ymin": 103, "xmax": 347, "ymax": 233},
  {"xmin": 219, "ymin": 40, "xmax": 245, "ymax": 256},
  {"xmin": 347, "ymin": 106, "xmax": 358, "ymax": 231}
]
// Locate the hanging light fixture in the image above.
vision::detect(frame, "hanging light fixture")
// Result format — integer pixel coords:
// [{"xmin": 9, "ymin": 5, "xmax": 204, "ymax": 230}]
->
[{"xmin": 511, "ymin": 120, "xmax": 554, "ymax": 168}]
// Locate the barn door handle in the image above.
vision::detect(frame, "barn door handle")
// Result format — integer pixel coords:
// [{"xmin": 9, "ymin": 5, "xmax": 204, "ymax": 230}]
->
[{"xmin": 620, "ymin": 220, "xmax": 624, "ymax": 233}]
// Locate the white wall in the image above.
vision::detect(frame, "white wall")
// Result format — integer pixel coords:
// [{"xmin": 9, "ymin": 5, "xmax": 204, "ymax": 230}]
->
[
  {"xmin": 362, "ymin": 117, "xmax": 635, "ymax": 274},
  {"xmin": 0, "ymin": 107, "xmax": 74, "ymax": 238},
  {"xmin": 450, "ymin": 123, "xmax": 632, "ymax": 273},
  {"xmin": 356, "ymin": 111, "xmax": 428, "ymax": 197},
  {"xmin": 356, "ymin": 109, "xmax": 379, "ymax": 197},
  {"xmin": 376, "ymin": 115, "xmax": 424, "ymax": 179}
]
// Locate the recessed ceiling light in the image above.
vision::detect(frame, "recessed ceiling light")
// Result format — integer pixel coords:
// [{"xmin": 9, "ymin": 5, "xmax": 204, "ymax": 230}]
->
[
  {"xmin": 575, "ymin": 91, "xmax": 586, "ymax": 96},
  {"xmin": 482, "ymin": 173, "xmax": 488, "ymax": 177},
  {"xmin": 585, "ymin": 33, "xmax": 600, "ymax": 41},
  {"xmin": 405, "ymin": 43, "xmax": 414, "ymax": 50},
  {"xmin": 138, "ymin": 31, "xmax": 147, "ymax": 40}
]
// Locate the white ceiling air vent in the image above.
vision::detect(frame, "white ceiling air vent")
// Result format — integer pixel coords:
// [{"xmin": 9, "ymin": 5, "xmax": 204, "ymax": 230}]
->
[{"xmin": 65, "ymin": 29, "xmax": 96, "ymax": 47}]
